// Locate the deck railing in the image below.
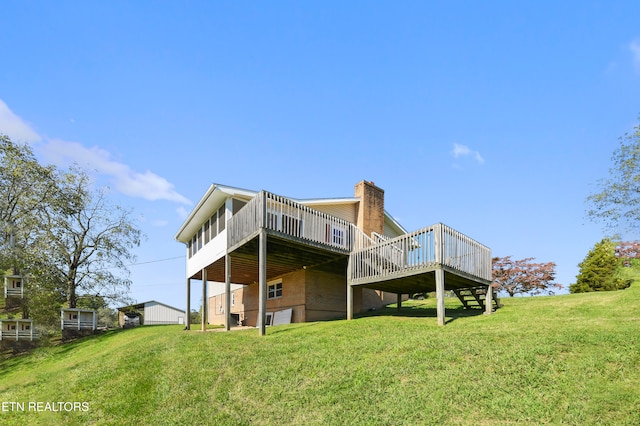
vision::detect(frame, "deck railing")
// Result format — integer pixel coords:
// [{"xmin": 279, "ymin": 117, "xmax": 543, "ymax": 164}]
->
[
  {"xmin": 440, "ymin": 224, "xmax": 492, "ymax": 281},
  {"xmin": 228, "ymin": 191, "xmax": 374, "ymax": 252},
  {"xmin": 4, "ymin": 287, "xmax": 24, "ymax": 298},
  {"xmin": 350, "ymin": 223, "xmax": 491, "ymax": 284},
  {"xmin": 62, "ymin": 320, "xmax": 96, "ymax": 330},
  {"xmin": 0, "ymin": 328, "xmax": 38, "ymax": 341}
]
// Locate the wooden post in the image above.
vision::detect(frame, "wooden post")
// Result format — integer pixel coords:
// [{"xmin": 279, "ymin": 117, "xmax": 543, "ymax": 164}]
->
[
  {"xmin": 225, "ymin": 254, "xmax": 231, "ymax": 331},
  {"xmin": 201, "ymin": 269, "xmax": 207, "ymax": 332},
  {"xmin": 346, "ymin": 259, "xmax": 353, "ymax": 320},
  {"xmin": 60, "ymin": 310, "xmax": 64, "ymax": 331},
  {"xmin": 185, "ymin": 278, "xmax": 191, "ymax": 330},
  {"xmin": 436, "ymin": 268, "xmax": 445, "ymax": 326},
  {"xmin": 485, "ymin": 284, "xmax": 493, "ymax": 315},
  {"xmin": 397, "ymin": 293, "xmax": 402, "ymax": 310},
  {"xmin": 258, "ymin": 229, "xmax": 267, "ymax": 336}
]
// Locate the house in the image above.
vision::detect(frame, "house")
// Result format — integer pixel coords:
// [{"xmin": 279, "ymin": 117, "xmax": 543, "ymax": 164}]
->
[
  {"xmin": 3, "ymin": 274, "xmax": 24, "ymax": 299},
  {"xmin": 117, "ymin": 300, "xmax": 186, "ymax": 327},
  {"xmin": 61, "ymin": 308, "xmax": 97, "ymax": 331},
  {"xmin": 175, "ymin": 180, "xmax": 497, "ymax": 335},
  {"xmin": 0, "ymin": 319, "xmax": 38, "ymax": 341}
]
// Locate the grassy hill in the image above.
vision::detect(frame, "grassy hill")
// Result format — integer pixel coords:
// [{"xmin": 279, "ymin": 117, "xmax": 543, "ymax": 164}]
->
[{"xmin": 1, "ymin": 285, "xmax": 639, "ymax": 425}]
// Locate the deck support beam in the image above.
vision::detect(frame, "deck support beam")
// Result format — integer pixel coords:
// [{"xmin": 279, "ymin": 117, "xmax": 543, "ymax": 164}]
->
[
  {"xmin": 185, "ymin": 278, "xmax": 191, "ymax": 330},
  {"xmin": 397, "ymin": 293, "xmax": 402, "ymax": 310},
  {"xmin": 258, "ymin": 229, "xmax": 267, "ymax": 336},
  {"xmin": 201, "ymin": 268, "xmax": 207, "ymax": 332},
  {"xmin": 346, "ymin": 258, "xmax": 353, "ymax": 320},
  {"xmin": 485, "ymin": 284, "xmax": 493, "ymax": 315},
  {"xmin": 225, "ymin": 254, "xmax": 232, "ymax": 331},
  {"xmin": 436, "ymin": 268, "xmax": 445, "ymax": 326}
]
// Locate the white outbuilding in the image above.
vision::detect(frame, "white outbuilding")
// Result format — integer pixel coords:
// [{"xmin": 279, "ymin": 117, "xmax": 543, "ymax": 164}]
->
[{"xmin": 117, "ymin": 300, "xmax": 186, "ymax": 327}]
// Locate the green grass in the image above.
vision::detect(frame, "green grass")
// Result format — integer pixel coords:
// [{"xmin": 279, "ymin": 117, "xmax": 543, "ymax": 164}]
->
[{"xmin": 1, "ymin": 286, "xmax": 640, "ymax": 425}]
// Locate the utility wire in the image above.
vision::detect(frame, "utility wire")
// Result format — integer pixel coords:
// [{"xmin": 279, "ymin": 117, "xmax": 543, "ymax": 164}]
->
[{"xmin": 124, "ymin": 255, "xmax": 185, "ymax": 268}]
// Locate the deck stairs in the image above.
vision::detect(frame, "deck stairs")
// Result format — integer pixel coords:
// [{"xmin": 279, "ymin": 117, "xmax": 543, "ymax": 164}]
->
[{"xmin": 453, "ymin": 286, "xmax": 502, "ymax": 311}]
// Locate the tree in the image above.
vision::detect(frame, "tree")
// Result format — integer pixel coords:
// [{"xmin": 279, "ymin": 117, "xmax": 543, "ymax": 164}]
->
[
  {"xmin": 36, "ymin": 168, "xmax": 143, "ymax": 308},
  {"xmin": 492, "ymin": 256, "xmax": 561, "ymax": 297},
  {"xmin": 614, "ymin": 240, "xmax": 640, "ymax": 265},
  {"xmin": 586, "ymin": 117, "xmax": 640, "ymax": 231},
  {"xmin": 0, "ymin": 134, "xmax": 57, "ymax": 273},
  {"xmin": 570, "ymin": 238, "xmax": 629, "ymax": 293}
]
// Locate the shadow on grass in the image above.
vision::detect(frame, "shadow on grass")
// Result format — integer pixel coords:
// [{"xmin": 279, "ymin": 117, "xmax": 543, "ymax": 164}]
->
[
  {"xmin": 356, "ymin": 304, "xmax": 486, "ymax": 324},
  {"xmin": 0, "ymin": 328, "xmax": 132, "ymax": 378},
  {"xmin": 264, "ymin": 304, "xmax": 487, "ymax": 336}
]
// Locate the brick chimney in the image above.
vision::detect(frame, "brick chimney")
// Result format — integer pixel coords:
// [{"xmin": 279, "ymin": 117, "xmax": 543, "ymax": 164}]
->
[{"xmin": 354, "ymin": 180, "xmax": 384, "ymax": 237}]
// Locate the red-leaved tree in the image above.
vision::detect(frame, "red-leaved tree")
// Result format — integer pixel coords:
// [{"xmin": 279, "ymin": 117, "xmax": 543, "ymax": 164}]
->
[
  {"xmin": 492, "ymin": 256, "xmax": 562, "ymax": 297},
  {"xmin": 615, "ymin": 241, "xmax": 640, "ymax": 262}
]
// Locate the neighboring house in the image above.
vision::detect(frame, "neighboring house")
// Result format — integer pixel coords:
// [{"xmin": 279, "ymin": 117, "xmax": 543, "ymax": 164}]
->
[
  {"xmin": 175, "ymin": 180, "xmax": 497, "ymax": 335},
  {"xmin": 3, "ymin": 274, "xmax": 24, "ymax": 299},
  {"xmin": 117, "ymin": 300, "xmax": 186, "ymax": 327},
  {"xmin": 0, "ymin": 319, "xmax": 38, "ymax": 341},
  {"xmin": 61, "ymin": 308, "xmax": 97, "ymax": 331}
]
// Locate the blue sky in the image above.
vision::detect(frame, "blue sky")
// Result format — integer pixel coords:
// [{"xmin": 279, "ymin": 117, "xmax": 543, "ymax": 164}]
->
[{"xmin": 1, "ymin": 1, "xmax": 640, "ymax": 309}]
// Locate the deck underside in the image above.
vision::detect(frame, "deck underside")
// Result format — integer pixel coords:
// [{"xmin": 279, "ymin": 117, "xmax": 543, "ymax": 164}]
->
[
  {"xmin": 193, "ymin": 230, "xmax": 348, "ymax": 285},
  {"xmin": 193, "ymin": 230, "xmax": 488, "ymax": 295}
]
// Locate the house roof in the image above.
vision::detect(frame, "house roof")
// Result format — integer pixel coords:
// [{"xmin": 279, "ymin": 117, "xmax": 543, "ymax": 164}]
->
[
  {"xmin": 174, "ymin": 182, "xmax": 408, "ymax": 243},
  {"xmin": 117, "ymin": 300, "xmax": 185, "ymax": 314}
]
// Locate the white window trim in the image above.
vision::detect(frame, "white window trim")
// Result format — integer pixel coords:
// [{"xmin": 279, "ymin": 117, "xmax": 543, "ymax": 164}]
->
[{"xmin": 267, "ymin": 279, "xmax": 283, "ymax": 300}]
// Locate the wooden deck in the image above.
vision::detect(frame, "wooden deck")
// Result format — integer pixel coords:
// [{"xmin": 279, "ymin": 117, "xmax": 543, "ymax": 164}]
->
[
  {"xmin": 188, "ymin": 191, "xmax": 493, "ymax": 333},
  {"xmin": 227, "ymin": 191, "xmax": 373, "ymax": 255},
  {"xmin": 349, "ymin": 223, "xmax": 491, "ymax": 292}
]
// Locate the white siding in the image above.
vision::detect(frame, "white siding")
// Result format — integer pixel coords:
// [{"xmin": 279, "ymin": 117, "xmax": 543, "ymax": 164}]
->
[
  {"xmin": 306, "ymin": 203, "xmax": 357, "ymax": 224},
  {"xmin": 384, "ymin": 216, "xmax": 406, "ymax": 238},
  {"xmin": 186, "ymin": 229, "xmax": 227, "ymax": 278},
  {"xmin": 143, "ymin": 302, "xmax": 186, "ymax": 325}
]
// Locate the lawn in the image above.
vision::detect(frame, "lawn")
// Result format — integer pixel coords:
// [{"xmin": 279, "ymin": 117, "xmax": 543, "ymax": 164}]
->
[{"xmin": 1, "ymin": 284, "xmax": 639, "ymax": 425}]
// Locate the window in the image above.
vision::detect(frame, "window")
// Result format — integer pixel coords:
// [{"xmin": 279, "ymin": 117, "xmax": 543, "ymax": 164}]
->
[
  {"xmin": 210, "ymin": 214, "xmax": 218, "ymax": 239},
  {"xmin": 326, "ymin": 224, "xmax": 348, "ymax": 248},
  {"xmin": 191, "ymin": 235, "xmax": 198, "ymax": 256},
  {"xmin": 232, "ymin": 198, "xmax": 247, "ymax": 214},
  {"xmin": 231, "ymin": 292, "xmax": 235, "ymax": 306},
  {"xmin": 204, "ymin": 220, "xmax": 210, "ymax": 244},
  {"xmin": 268, "ymin": 282, "xmax": 282, "ymax": 299},
  {"xmin": 218, "ymin": 206, "xmax": 226, "ymax": 232},
  {"xmin": 332, "ymin": 227, "xmax": 345, "ymax": 246}
]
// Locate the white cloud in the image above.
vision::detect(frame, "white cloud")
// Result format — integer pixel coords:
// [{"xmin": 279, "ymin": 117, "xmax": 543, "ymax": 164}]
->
[
  {"xmin": 0, "ymin": 98, "xmax": 191, "ymax": 206},
  {"xmin": 0, "ymin": 100, "xmax": 41, "ymax": 143},
  {"xmin": 41, "ymin": 138, "xmax": 192, "ymax": 205},
  {"xmin": 452, "ymin": 143, "xmax": 484, "ymax": 165},
  {"xmin": 452, "ymin": 143, "xmax": 471, "ymax": 158},
  {"xmin": 630, "ymin": 39, "xmax": 640, "ymax": 72}
]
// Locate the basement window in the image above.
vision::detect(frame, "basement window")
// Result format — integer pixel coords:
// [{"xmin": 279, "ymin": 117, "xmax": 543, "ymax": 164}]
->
[{"xmin": 268, "ymin": 282, "xmax": 282, "ymax": 299}]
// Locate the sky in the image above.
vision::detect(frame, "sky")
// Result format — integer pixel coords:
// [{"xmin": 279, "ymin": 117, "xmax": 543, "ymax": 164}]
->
[{"xmin": 1, "ymin": 1, "xmax": 640, "ymax": 310}]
